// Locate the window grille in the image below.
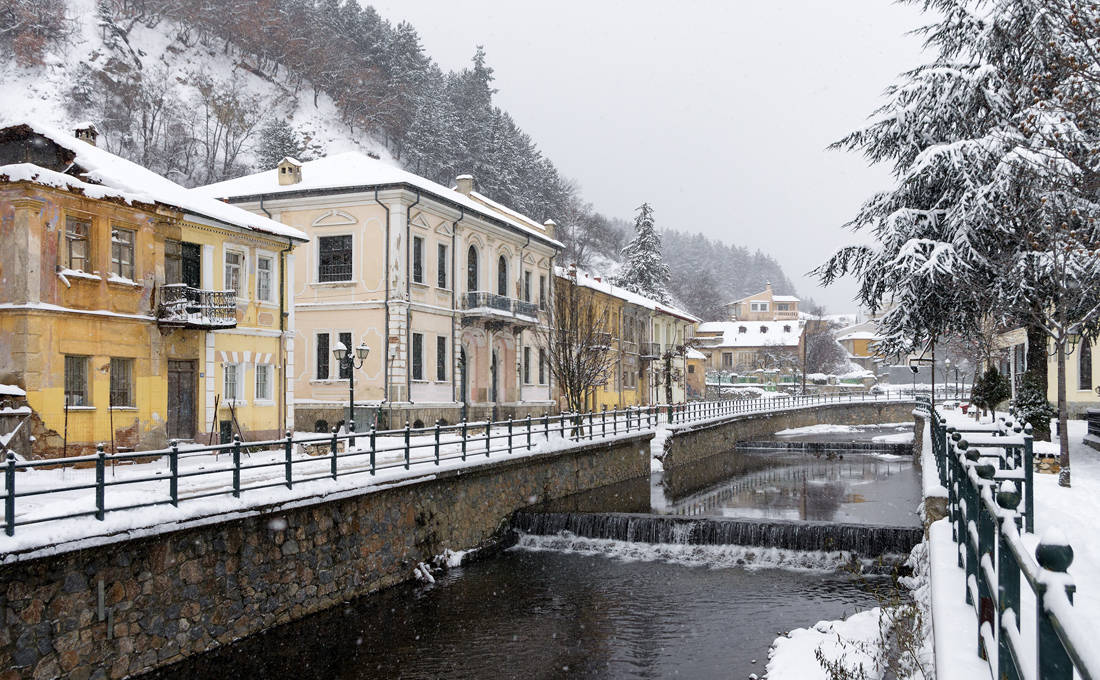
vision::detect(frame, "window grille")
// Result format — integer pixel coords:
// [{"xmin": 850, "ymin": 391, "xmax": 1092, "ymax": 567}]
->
[
  {"xmin": 319, "ymin": 235, "xmax": 353, "ymax": 282},
  {"xmin": 64, "ymin": 356, "xmax": 88, "ymax": 407},
  {"xmin": 109, "ymin": 358, "xmax": 133, "ymax": 407}
]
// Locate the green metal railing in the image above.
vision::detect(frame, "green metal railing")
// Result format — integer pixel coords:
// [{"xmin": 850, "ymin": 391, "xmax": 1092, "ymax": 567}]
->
[
  {"xmin": 1, "ymin": 394, "xmax": 910, "ymax": 539},
  {"xmin": 923, "ymin": 403, "xmax": 1096, "ymax": 680}
]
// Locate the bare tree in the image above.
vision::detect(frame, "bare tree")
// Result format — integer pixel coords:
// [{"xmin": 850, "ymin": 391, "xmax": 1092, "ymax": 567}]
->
[{"xmin": 536, "ymin": 272, "xmax": 618, "ymax": 413}]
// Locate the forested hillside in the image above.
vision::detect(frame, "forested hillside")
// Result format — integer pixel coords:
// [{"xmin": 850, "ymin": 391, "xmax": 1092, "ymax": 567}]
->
[{"xmin": 0, "ymin": 0, "xmax": 797, "ymax": 319}]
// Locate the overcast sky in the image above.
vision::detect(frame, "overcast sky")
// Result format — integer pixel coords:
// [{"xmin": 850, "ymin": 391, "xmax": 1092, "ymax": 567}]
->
[{"xmin": 369, "ymin": 0, "xmax": 928, "ymax": 312}]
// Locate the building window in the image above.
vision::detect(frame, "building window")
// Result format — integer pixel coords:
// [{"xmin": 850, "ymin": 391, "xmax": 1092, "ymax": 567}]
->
[
  {"xmin": 524, "ymin": 346, "xmax": 532, "ymax": 384},
  {"xmin": 467, "ymin": 245, "xmax": 479, "ymax": 292},
  {"xmin": 165, "ymin": 239, "xmax": 182, "ymax": 284},
  {"xmin": 524, "ymin": 271, "xmax": 532, "ymax": 302},
  {"xmin": 224, "ymin": 364, "xmax": 240, "ymax": 401},
  {"xmin": 688, "ymin": 364, "xmax": 695, "ymax": 374},
  {"xmin": 760, "ymin": 326, "xmax": 768, "ymax": 334},
  {"xmin": 437, "ymin": 244, "xmax": 448, "ymax": 288},
  {"xmin": 539, "ymin": 275, "xmax": 547, "ymax": 311},
  {"xmin": 751, "ymin": 301, "xmax": 769, "ymax": 312},
  {"xmin": 412, "ymin": 236, "xmax": 424, "ymax": 284},
  {"xmin": 497, "ymin": 255, "xmax": 508, "ymax": 297},
  {"xmin": 256, "ymin": 256, "xmax": 273, "ymax": 301},
  {"xmin": 783, "ymin": 325, "xmax": 791, "ymax": 333},
  {"xmin": 64, "ymin": 355, "xmax": 89, "ymax": 406},
  {"xmin": 109, "ymin": 358, "xmax": 134, "ymax": 407},
  {"xmin": 539, "ymin": 348, "xmax": 546, "ymax": 384},
  {"xmin": 110, "ymin": 227, "xmax": 135, "ymax": 280},
  {"xmin": 316, "ymin": 333, "xmax": 330, "ymax": 379},
  {"xmin": 722, "ymin": 353, "xmax": 733, "ymax": 369},
  {"xmin": 337, "ymin": 331, "xmax": 352, "ymax": 379},
  {"xmin": 224, "ymin": 251, "xmax": 243, "ymax": 294},
  {"xmin": 66, "ymin": 217, "xmax": 90, "ymax": 271},
  {"xmin": 318, "ymin": 235, "xmax": 353, "ymax": 282},
  {"xmin": 777, "ymin": 303, "xmax": 790, "ymax": 311},
  {"xmin": 436, "ymin": 335, "xmax": 447, "ymax": 381},
  {"xmin": 256, "ymin": 364, "xmax": 272, "ymax": 401},
  {"xmin": 738, "ymin": 326, "xmax": 747, "ymax": 334},
  {"xmin": 1080, "ymin": 341, "xmax": 1093, "ymax": 391},
  {"xmin": 412, "ymin": 333, "xmax": 424, "ymax": 381}
]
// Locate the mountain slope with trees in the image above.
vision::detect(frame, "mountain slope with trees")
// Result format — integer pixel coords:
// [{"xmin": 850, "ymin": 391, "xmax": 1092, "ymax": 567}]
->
[{"xmin": 0, "ymin": 0, "xmax": 798, "ymax": 320}]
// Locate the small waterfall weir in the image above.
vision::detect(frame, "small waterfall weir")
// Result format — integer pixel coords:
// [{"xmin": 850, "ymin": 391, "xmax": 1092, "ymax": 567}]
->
[{"xmin": 511, "ymin": 511, "xmax": 923, "ymax": 560}]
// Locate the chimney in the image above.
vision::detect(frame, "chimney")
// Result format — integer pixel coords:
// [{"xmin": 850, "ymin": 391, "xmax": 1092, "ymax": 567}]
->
[
  {"xmin": 277, "ymin": 156, "xmax": 302, "ymax": 185},
  {"xmin": 765, "ymin": 281, "xmax": 773, "ymax": 292},
  {"xmin": 543, "ymin": 218, "xmax": 556, "ymax": 239},
  {"xmin": 73, "ymin": 122, "xmax": 98, "ymax": 147},
  {"xmin": 455, "ymin": 174, "xmax": 474, "ymax": 195}
]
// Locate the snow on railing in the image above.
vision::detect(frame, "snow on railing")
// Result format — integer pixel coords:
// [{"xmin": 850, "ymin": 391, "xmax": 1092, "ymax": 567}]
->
[
  {"xmin": 0, "ymin": 394, "xmax": 910, "ymax": 540},
  {"xmin": 924, "ymin": 404, "xmax": 1096, "ymax": 680}
]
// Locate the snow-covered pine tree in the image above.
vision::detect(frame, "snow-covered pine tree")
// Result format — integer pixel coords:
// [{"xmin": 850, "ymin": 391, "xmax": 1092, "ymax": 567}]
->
[
  {"xmin": 817, "ymin": 0, "xmax": 1100, "ymax": 485},
  {"xmin": 614, "ymin": 203, "xmax": 672, "ymax": 304},
  {"xmin": 255, "ymin": 117, "xmax": 306, "ymax": 171}
]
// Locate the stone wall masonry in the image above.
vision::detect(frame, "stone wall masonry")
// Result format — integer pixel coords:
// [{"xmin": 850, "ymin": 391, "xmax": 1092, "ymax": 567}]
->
[
  {"xmin": 660, "ymin": 401, "xmax": 916, "ymax": 470},
  {"xmin": 0, "ymin": 432, "xmax": 652, "ymax": 679}
]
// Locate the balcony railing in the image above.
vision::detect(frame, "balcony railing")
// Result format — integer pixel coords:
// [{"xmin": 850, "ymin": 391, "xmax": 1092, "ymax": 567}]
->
[
  {"xmin": 158, "ymin": 284, "xmax": 237, "ymax": 329},
  {"xmin": 463, "ymin": 292, "xmax": 539, "ymax": 323},
  {"xmin": 621, "ymin": 340, "xmax": 638, "ymax": 355},
  {"xmin": 640, "ymin": 342, "xmax": 661, "ymax": 358}
]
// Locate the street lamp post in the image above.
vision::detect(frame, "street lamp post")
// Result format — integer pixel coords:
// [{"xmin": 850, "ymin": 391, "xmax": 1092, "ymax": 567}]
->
[
  {"xmin": 333, "ymin": 341, "xmax": 370, "ymax": 447},
  {"xmin": 944, "ymin": 359, "xmax": 951, "ymax": 400}
]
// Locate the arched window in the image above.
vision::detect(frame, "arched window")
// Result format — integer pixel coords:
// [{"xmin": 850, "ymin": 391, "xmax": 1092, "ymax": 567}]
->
[
  {"xmin": 497, "ymin": 255, "xmax": 508, "ymax": 296},
  {"xmin": 467, "ymin": 245, "xmax": 479, "ymax": 293}
]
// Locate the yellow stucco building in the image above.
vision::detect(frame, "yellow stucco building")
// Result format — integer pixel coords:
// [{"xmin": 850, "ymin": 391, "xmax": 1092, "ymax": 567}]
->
[{"xmin": 0, "ymin": 122, "xmax": 306, "ymax": 458}]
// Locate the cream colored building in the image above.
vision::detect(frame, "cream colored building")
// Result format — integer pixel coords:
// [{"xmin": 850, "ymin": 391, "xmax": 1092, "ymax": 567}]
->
[
  {"xmin": 198, "ymin": 155, "xmax": 561, "ymax": 429},
  {"xmin": 722, "ymin": 283, "xmax": 799, "ymax": 322}
]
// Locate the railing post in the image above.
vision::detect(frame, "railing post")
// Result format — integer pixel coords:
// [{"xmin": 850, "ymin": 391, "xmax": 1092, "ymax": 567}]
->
[
  {"xmin": 330, "ymin": 426, "xmax": 339, "ymax": 479},
  {"xmin": 1035, "ymin": 534, "xmax": 1075, "ymax": 680},
  {"xmin": 1024, "ymin": 425, "xmax": 1035, "ymax": 534},
  {"xmin": 434, "ymin": 420, "xmax": 441, "ymax": 465},
  {"xmin": 975, "ymin": 466, "xmax": 996, "ymax": 660},
  {"xmin": 508, "ymin": 416, "xmax": 514, "ymax": 453},
  {"xmin": 95, "ymin": 444, "xmax": 106, "ymax": 521},
  {"xmin": 169, "ymin": 440, "xmax": 179, "ymax": 507},
  {"xmin": 284, "ymin": 430, "xmax": 293, "ymax": 489},
  {"xmin": 601, "ymin": 406, "xmax": 607, "ymax": 437},
  {"xmin": 486, "ymin": 416, "xmax": 493, "ymax": 457},
  {"xmin": 5, "ymin": 451, "xmax": 16, "ymax": 536},
  {"xmin": 369, "ymin": 423, "xmax": 377, "ymax": 475},
  {"xmin": 996, "ymin": 483, "xmax": 1022, "ymax": 680},
  {"xmin": 544, "ymin": 410, "xmax": 550, "ymax": 441},
  {"xmin": 233, "ymin": 435, "xmax": 242, "ymax": 497},
  {"xmin": 404, "ymin": 421, "xmax": 411, "ymax": 469},
  {"xmin": 526, "ymin": 414, "xmax": 532, "ymax": 450},
  {"xmin": 461, "ymin": 418, "xmax": 468, "ymax": 461},
  {"xmin": 667, "ymin": 403, "xmax": 673, "ymax": 425}
]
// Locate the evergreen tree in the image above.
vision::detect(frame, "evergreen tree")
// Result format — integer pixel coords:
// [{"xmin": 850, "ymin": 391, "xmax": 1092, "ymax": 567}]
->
[
  {"xmin": 614, "ymin": 203, "xmax": 672, "ymax": 304},
  {"xmin": 255, "ymin": 117, "xmax": 305, "ymax": 170},
  {"xmin": 972, "ymin": 367, "xmax": 1012, "ymax": 416},
  {"xmin": 1011, "ymin": 373, "xmax": 1056, "ymax": 441}
]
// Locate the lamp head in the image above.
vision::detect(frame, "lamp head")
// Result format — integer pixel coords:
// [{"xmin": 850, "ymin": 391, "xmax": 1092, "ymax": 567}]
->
[
  {"xmin": 332, "ymin": 341, "xmax": 349, "ymax": 361},
  {"xmin": 355, "ymin": 342, "xmax": 370, "ymax": 361}
]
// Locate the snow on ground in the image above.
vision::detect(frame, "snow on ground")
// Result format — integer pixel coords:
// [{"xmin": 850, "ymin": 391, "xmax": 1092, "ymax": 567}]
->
[
  {"xmin": 766, "ymin": 608, "xmax": 886, "ymax": 680},
  {"xmin": 871, "ymin": 431, "xmax": 915, "ymax": 444}
]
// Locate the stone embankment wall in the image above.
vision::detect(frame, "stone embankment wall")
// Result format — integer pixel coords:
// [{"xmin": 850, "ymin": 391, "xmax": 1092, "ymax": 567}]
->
[
  {"xmin": 0, "ymin": 433, "xmax": 651, "ymax": 679},
  {"xmin": 660, "ymin": 401, "xmax": 916, "ymax": 470}
]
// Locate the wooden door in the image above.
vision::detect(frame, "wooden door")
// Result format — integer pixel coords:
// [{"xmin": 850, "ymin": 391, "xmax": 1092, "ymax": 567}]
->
[{"xmin": 167, "ymin": 360, "xmax": 197, "ymax": 440}]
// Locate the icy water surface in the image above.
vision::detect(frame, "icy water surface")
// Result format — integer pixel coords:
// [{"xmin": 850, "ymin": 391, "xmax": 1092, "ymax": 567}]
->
[{"xmin": 146, "ymin": 548, "xmax": 881, "ymax": 680}]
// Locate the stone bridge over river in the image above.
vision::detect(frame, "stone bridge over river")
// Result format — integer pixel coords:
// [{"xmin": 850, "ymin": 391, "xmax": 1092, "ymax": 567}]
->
[{"xmin": 0, "ymin": 399, "xmax": 916, "ymax": 678}]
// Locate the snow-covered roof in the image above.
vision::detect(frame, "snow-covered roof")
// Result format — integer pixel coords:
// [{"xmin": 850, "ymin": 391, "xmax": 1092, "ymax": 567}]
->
[
  {"xmin": 685, "ymin": 347, "xmax": 707, "ymax": 360},
  {"xmin": 773, "ymin": 295, "xmax": 800, "ymax": 303},
  {"xmin": 837, "ymin": 331, "xmax": 881, "ymax": 342},
  {"xmin": 695, "ymin": 320, "xmax": 804, "ymax": 347},
  {"xmin": 727, "ymin": 288, "xmax": 801, "ymax": 305},
  {"xmin": 0, "ymin": 384, "xmax": 26, "ymax": 397},
  {"xmin": 0, "ymin": 121, "xmax": 306, "ymax": 242},
  {"xmin": 195, "ymin": 152, "xmax": 562, "ymax": 249},
  {"xmin": 554, "ymin": 266, "xmax": 700, "ymax": 323}
]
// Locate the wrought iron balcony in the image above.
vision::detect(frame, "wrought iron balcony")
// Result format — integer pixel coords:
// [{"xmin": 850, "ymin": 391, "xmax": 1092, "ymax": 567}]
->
[
  {"xmin": 640, "ymin": 341, "xmax": 661, "ymax": 359},
  {"xmin": 463, "ymin": 292, "xmax": 539, "ymax": 325},
  {"xmin": 158, "ymin": 284, "xmax": 237, "ymax": 329}
]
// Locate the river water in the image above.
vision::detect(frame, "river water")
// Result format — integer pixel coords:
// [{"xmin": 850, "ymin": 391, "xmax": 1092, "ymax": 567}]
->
[
  {"xmin": 147, "ymin": 549, "xmax": 882, "ymax": 679},
  {"xmin": 147, "ymin": 429, "xmax": 914, "ymax": 679}
]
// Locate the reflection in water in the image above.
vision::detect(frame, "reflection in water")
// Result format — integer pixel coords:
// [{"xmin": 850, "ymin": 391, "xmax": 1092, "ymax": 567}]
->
[
  {"xmin": 656, "ymin": 451, "xmax": 920, "ymax": 526},
  {"xmin": 145, "ymin": 549, "xmax": 882, "ymax": 680}
]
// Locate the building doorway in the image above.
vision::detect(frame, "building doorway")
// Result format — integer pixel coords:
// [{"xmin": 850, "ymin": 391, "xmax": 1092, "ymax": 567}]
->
[{"xmin": 167, "ymin": 360, "xmax": 197, "ymax": 440}]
